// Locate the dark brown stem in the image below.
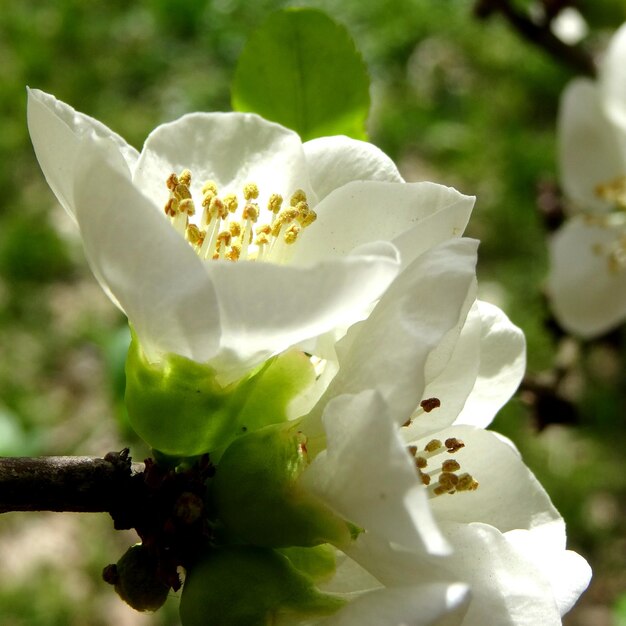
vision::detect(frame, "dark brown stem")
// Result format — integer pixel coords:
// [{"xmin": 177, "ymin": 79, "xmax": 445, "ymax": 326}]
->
[
  {"xmin": 0, "ymin": 450, "xmax": 144, "ymax": 514},
  {"xmin": 474, "ymin": 0, "xmax": 596, "ymax": 76}
]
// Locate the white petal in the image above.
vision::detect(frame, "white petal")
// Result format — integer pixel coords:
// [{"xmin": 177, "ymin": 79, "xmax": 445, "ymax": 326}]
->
[
  {"xmin": 307, "ymin": 238, "xmax": 478, "ymax": 429},
  {"xmin": 558, "ymin": 79, "xmax": 626, "ymax": 212},
  {"xmin": 427, "ymin": 426, "xmax": 561, "ymax": 533},
  {"xmin": 504, "ymin": 528, "xmax": 591, "ymax": 617},
  {"xmin": 355, "ymin": 522, "xmax": 564, "ymax": 626},
  {"xmin": 303, "ymin": 135, "xmax": 404, "ymax": 201},
  {"xmin": 291, "ymin": 182, "xmax": 474, "ymax": 269},
  {"xmin": 72, "ymin": 135, "xmax": 222, "ymax": 363},
  {"xmin": 302, "ymin": 391, "xmax": 450, "ymax": 555},
  {"xmin": 27, "ymin": 88, "xmax": 138, "ymax": 218},
  {"xmin": 454, "ymin": 301, "xmax": 526, "ymax": 428},
  {"xmin": 600, "ymin": 23, "xmax": 626, "ymax": 133},
  {"xmin": 322, "ymin": 583, "xmax": 470, "ymax": 626},
  {"xmin": 133, "ymin": 111, "xmax": 316, "ymax": 209},
  {"xmin": 439, "ymin": 522, "xmax": 564, "ymax": 626},
  {"xmin": 402, "ymin": 302, "xmax": 482, "ymax": 441},
  {"xmin": 547, "ymin": 216, "xmax": 626, "ymax": 337},
  {"xmin": 203, "ymin": 243, "xmax": 400, "ymax": 383}
]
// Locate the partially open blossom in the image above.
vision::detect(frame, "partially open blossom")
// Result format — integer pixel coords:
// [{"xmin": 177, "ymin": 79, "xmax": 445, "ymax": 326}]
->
[
  {"xmin": 201, "ymin": 235, "xmax": 588, "ymax": 624},
  {"xmin": 548, "ymin": 23, "xmax": 626, "ymax": 337},
  {"xmin": 297, "ymin": 261, "xmax": 591, "ymax": 625},
  {"xmin": 27, "ymin": 88, "xmax": 474, "ymax": 385}
]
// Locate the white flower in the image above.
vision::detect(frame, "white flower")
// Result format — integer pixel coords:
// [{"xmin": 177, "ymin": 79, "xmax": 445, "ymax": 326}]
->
[
  {"xmin": 547, "ymin": 23, "xmax": 626, "ymax": 337},
  {"xmin": 295, "ymin": 242, "xmax": 590, "ymax": 625},
  {"xmin": 27, "ymin": 89, "xmax": 474, "ymax": 383}
]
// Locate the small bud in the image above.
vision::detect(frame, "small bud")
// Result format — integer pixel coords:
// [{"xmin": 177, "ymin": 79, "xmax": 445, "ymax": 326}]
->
[{"xmin": 105, "ymin": 544, "xmax": 170, "ymax": 613}]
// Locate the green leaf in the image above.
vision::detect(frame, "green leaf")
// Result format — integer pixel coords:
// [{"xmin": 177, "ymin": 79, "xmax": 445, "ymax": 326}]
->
[{"xmin": 232, "ymin": 8, "xmax": 370, "ymax": 141}]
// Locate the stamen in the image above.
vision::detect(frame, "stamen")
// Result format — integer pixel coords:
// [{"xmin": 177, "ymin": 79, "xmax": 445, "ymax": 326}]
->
[
  {"xmin": 403, "ymin": 397, "xmax": 442, "ymax": 427},
  {"xmin": 290, "ymin": 189, "xmax": 307, "ymax": 206},
  {"xmin": 186, "ymin": 223, "xmax": 204, "ymax": 247},
  {"xmin": 595, "ymin": 175, "xmax": 626, "ymax": 209},
  {"xmin": 445, "ymin": 438, "xmax": 465, "ymax": 453},
  {"xmin": 420, "ymin": 398, "xmax": 441, "ymax": 413},
  {"xmin": 162, "ymin": 172, "xmax": 316, "ymax": 264},
  {"xmin": 407, "ymin": 436, "xmax": 477, "ymax": 498},
  {"xmin": 243, "ymin": 182, "xmax": 259, "ymax": 201}
]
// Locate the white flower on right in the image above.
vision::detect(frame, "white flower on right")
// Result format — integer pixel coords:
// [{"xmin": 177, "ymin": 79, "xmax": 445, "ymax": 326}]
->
[
  {"xmin": 297, "ymin": 241, "xmax": 590, "ymax": 625},
  {"xmin": 547, "ymin": 23, "xmax": 626, "ymax": 337}
]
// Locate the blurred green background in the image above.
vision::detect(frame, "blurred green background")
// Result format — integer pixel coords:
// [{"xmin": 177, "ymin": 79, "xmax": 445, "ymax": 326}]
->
[{"xmin": 0, "ymin": 0, "xmax": 625, "ymax": 624}]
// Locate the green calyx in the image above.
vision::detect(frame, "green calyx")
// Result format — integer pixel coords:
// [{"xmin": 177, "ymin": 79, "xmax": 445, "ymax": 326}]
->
[
  {"xmin": 212, "ymin": 421, "xmax": 358, "ymax": 548},
  {"xmin": 179, "ymin": 546, "xmax": 346, "ymax": 626},
  {"xmin": 124, "ymin": 331, "xmax": 315, "ymax": 457}
]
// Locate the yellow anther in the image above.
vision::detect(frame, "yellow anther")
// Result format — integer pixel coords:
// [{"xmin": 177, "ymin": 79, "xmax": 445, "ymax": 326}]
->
[
  {"xmin": 223, "ymin": 193, "xmax": 239, "ymax": 213},
  {"xmin": 164, "ymin": 197, "xmax": 179, "ymax": 217},
  {"xmin": 255, "ymin": 224, "xmax": 271, "ymax": 247},
  {"xmin": 295, "ymin": 201, "xmax": 312, "ymax": 225},
  {"xmin": 211, "ymin": 197, "xmax": 228, "ymax": 220},
  {"xmin": 255, "ymin": 232, "xmax": 270, "ymax": 247},
  {"xmin": 419, "ymin": 471, "xmax": 431, "ymax": 486},
  {"xmin": 179, "ymin": 169, "xmax": 192, "ymax": 187},
  {"xmin": 300, "ymin": 208, "xmax": 317, "ymax": 228},
  {"xmin": 243, "ymin": 182, "xmax": 259, "ymax": 201},
  {"xmin": 425, "ymin": 439, "xmax": 442, "ymax": 453},
  {"xmin": 179, "ymin": 198, "xmax": 195, "ymax": 216},
  {"xmin": 186, "ymin": 224, "xmax": 204, "ymax": 246},
  {"xmin": 438, "ymin": 472, "xmax": 459, "ymax": 491},
  {"xmin": 283, "ymin": 208, "xmax": 299, "ymax": 223},
  {"xmin": 445, "ymin": 438, "xmax": 465, "ymax": 453},
  {"xmin": 226, "ymin": 244, "xmax": 241, "ymax": 262},
  {"xmin": 456, "ymin": 473, "xmax": 479, "ymax": 492},
  {"xmin": 290, "ymin": 189, "xmax": 307, "ymax": 206},
  {"xmin": 166, "ymin": 173, "xmax": 179, "ymax": 191},
  {"xmin": 175, "ymin": 183, "xmax": 192, "ymax": 200},
  {"xmin": 415, "ymin": 456, "xmax": 427, "ymax": 469},
  {"xmin": 284, "ymin": 224, "xmax": 301, "ymax": 245},
  {"xmin": 216, "ymin": 230, "xmax": 232, "ymax": 246},
  {"xmin": 202, "ymin": 180, "xmax": 218, "ymax": 196},
  {"xmin": 268, "ymin": 193, "xmax": 283, "ymax": 214},
  {"xmin": 407, "ymin": 445, "xmax": 417, "ymax": 456},
  {"xmin": 595, "ymin": 175, "xmax": 626, "ymax": 208},
  {"xmin": 442, "ymin": 459, "xmax": 461, "ymax": 473},
  {"xmin": 242, "ymin": 203, "xmax": 260, "ymax": 222},
  {"xmin": 229, "ymin": 222, "xmax": 242, "ymax": 238}
]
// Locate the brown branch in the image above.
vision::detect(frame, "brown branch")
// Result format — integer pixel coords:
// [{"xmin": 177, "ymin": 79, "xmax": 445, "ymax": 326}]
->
[
  {"xmin": 0, "ymin": 450, "xmax": 144, "ymax": 514},
  {"xmin": 474, "ymin": 0, "xmax": 596, "ymax": 76}
]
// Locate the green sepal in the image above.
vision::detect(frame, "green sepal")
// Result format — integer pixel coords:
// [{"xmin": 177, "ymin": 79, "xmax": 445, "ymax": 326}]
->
[
  {"xmin": 278, "ymin": 544, "xmax": 337, "ymax": 583},
  {"xmin": 179, "ymin": 546, "xmax": 345, "ymax": 626},
  {"xmin": 213, "ymin": 421, "xmax": 357, "ymax": 548},
  {"xmin": 125, "ymin": 331, "xmax": 315, "ymax": 457}
]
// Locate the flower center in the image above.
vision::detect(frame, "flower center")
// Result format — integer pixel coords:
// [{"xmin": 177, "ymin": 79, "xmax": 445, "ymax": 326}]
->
[
  {"xmin": 404, "ymin": 397, "xmax": 479, "ymax": 498},
  {"xmin": 163, "ymin": 169, "xmax": 317, "ymax": 263},
  {"xmin": 584, "ymin": 212, "xmax": 626, "ymax": 274},
  {"xmin": 408, "ymin": 437, "xmax": 479, "ymax": 497},
  {"xmin": 595, "ymin": 175, "xmax": 626, "ymax": 210}
]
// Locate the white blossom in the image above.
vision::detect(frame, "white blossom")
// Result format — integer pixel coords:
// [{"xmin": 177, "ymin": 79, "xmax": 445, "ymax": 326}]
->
[
  {"xmin": 28, "ymin": 89, "xmax": 474, "ymax": 384},
  {"xmin": 548, "ymin": 23, "xmax": 626, "ymax": 337}
]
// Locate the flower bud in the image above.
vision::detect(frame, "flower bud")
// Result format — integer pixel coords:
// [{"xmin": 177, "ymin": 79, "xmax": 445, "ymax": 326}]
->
[{"xmin": 104, "ymin": 544, "xmax": 170, "ymax": 613}]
